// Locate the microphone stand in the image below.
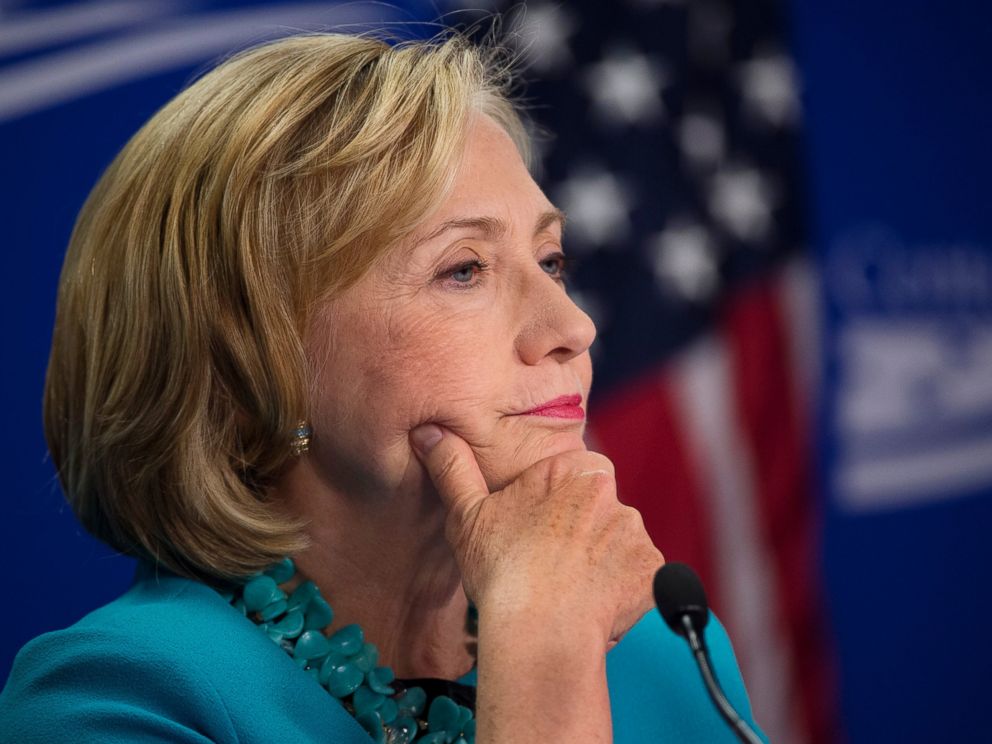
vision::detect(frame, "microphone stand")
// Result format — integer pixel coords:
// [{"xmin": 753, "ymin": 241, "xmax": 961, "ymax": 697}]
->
[{"xmin": 680, "ymin": 615, "xmax": 765, "ymax": 744}]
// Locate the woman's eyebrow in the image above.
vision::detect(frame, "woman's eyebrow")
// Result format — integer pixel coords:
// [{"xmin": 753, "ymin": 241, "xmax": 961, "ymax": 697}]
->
[
  {"xmin": 535, "ymin": 208, "xmax": 566, "ymax": 236},
  {"xmin": 413, "ymin": 208, "xmax": 566, "ymax": 248},
  {"xmin": 415, "ymin": 216, "xmax": 505, "ymax": 247}
]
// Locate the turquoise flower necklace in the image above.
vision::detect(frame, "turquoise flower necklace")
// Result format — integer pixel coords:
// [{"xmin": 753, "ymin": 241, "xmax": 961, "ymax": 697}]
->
[{"xmin": 222, "ymin": 557, "xmax": 477, "ymax": 744}]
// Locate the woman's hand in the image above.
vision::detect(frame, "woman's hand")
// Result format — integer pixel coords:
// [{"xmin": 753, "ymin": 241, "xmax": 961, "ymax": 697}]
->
[
  {"xmin": 409, "ymin": 423, "xmax": 663, "ymax": 653},
  {"xmin": 410, "ymin": 423, "xmax": 663, "ymax": 742}
]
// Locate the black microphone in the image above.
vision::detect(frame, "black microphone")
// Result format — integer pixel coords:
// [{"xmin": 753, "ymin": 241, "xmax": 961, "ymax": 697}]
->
[{"xmin": 654, "ymin": 563, "xmax": 764, "ymax": 744}]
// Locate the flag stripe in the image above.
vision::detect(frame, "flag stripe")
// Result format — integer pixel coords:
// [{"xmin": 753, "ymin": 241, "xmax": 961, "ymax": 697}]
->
[
  {"xmin": 723, "ymin": 268, "xmax": 838, "ymax": 744},
  {"xmin": 778, "ymin": 262, "xmax": 841, "ymax": 744},
  {"xmin": 671, "ymin": 330, "xmax": 805, "ymax": 744}
]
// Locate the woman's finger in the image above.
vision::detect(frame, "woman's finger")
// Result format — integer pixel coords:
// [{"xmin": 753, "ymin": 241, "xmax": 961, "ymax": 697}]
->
[{"xmin": 409, "ymin": 424, "xmax": 489, "ymax": 515}]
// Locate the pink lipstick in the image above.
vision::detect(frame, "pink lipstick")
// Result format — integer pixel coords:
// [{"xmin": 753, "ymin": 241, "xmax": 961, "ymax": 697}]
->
[{"xmin": 519, "ymin": 394, "xmax": 585, "ymax": 420}]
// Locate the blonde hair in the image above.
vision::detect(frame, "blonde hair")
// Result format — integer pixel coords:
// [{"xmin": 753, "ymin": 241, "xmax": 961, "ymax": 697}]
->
[{"xmin": 43, "ymin": 32, "xmax": 529, "ymax": 580}]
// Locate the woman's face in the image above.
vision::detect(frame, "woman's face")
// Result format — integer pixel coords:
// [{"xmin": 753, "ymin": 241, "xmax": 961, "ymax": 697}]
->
[{"xmin": 307, "ymin": 115, "xmax": 596, "ymax": 498}]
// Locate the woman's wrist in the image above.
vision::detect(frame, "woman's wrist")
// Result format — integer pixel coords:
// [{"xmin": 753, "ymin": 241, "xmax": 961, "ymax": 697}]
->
[
  {"xmin": 474, "ymin": 603, "xmax": 613, "ymax": 743},
  {"xmin": 472, "ymin": 571, "xmax": 614, "ymax": 647}
]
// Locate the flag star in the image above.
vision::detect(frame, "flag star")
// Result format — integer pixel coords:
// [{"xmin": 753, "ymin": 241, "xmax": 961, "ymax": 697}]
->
[
  {"xmin": 509, "ymin": 3, "xmax": 578, "ymax": 75},
  {"xmin": 679, "ymin": 109, "xmax": 726, "ymax": 168},
  {"xmin": 708, "ymin": 164, "xmax": 777, "ymax": 243},
  {"xmin": 554, "ymin": 167, "xmax": 634, "ymax": 249},
  {"xmin": 584, "ymin": 48, "xmax": 668, "ymax": 126},
  {"xmin": 738, "ymin": 52, "xmax": 801, "ymax": 127},
  {"xmin": 648, "ymin": 219, "xmax": 720, "ymax": 301}
]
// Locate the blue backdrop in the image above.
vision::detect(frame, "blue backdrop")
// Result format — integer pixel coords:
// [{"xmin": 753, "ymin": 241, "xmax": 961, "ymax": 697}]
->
[
  {"xmin": 791, "ymin": 1, "xmax": 992, "ymax": 741},
  {"xmin": 2, "ymin": 2, "xmax": 991, "ymax": 742}
]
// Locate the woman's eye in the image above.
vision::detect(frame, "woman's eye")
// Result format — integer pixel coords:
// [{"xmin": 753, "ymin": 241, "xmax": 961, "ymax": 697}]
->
[
  {"xmin": 450, "ymin": 264, "xmax": 478, "ymax": 282},
  {"xmin": 438, "ymin": 259, "xmax": 489, "ymax": 287},
  {"xmin": 539, "ymin": 252, "xmax": 574, "ymax": 282}
]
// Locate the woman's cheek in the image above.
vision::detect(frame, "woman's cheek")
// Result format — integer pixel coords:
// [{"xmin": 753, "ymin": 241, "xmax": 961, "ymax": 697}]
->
[
  {"xmin": 383, "ymin": 335, "xmax": 499, "ymax": 424},
  {"xmin": 374, "ymin": 359, "xmax": 494, "ymax": 441}
]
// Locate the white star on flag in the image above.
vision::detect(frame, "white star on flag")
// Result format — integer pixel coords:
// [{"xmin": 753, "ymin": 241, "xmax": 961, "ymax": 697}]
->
[
  {"xmin": 648, "ymin": 219, "xmax": 720, "ymax": 301},
  {"xmin": 708, "ymin": 164, "xmax": 777, "ymax": 243},
  {"xmin": 738, "ymin": 51, "xmax": 801, "ymax": 127},
  {"xmin": 555, "ymin": 166, "xmax": 634, "ymax": 249},
  {"xmin": 509, "ymin": 3, "xmax": 578, "ymax": 75},
  {"xmin": 584, "ymin": 47, "xmax": 668, "ymax": 126}
]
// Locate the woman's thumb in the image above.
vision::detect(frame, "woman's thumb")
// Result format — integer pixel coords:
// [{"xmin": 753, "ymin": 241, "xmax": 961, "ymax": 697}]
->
[{"xmin": 410, "ymin": 424, "xmax": 489, "ymax": 515}]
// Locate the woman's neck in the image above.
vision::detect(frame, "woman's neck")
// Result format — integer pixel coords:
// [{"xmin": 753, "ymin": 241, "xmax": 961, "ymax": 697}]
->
[{"xmin": 277, "ymin": 456, "xmax": 475, "ymax": 680}]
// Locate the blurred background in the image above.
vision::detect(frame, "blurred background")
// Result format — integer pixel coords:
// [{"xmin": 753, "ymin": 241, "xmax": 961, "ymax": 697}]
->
[{"xmin": 2, "ymin": 1, "xmax": 990, "ymax": 742}]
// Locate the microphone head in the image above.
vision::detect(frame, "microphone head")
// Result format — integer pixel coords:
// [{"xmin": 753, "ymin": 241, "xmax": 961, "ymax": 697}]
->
[{"xmin": 653, "ymin": 562, "xmax": 710, "ymax": 635}]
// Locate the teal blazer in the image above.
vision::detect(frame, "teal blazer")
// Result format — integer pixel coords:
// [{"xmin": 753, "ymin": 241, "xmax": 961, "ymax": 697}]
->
[{"xmin": 0, "ymin": 565, "xmax": 765, "ymax": 742}]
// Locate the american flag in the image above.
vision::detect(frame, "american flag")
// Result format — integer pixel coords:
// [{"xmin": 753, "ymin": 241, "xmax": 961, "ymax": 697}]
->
[{"xmin": 461, "ymin": 1, "xmax": 840, "ymax": 742}]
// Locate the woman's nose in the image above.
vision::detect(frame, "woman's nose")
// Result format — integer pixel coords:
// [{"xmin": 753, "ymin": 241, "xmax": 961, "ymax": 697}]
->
[{"xmin": 515, "ymin": 276, "xmax": 597, "ymax": 366}]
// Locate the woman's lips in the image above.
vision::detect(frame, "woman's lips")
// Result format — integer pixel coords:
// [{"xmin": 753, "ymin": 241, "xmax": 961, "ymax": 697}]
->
[{"xmin": 517, "ymin": 394, "xmax": 585, "ymax": 420}]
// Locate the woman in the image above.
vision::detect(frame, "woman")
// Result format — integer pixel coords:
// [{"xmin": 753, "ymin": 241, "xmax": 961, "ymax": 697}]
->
[{"xmin": 0, "ymin": 32, "xmax": 763, "ymax": 743}]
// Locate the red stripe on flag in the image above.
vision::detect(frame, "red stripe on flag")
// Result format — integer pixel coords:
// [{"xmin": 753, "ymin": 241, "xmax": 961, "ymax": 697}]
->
[{"xmin": 722, "ymin": 271, "xmax": 840, "ymax": 744}]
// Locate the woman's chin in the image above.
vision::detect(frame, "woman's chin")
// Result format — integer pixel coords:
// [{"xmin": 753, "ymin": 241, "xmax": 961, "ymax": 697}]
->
[{"xmin": 479, "ymin": 428, "xmax": 589, "ymax": 492}]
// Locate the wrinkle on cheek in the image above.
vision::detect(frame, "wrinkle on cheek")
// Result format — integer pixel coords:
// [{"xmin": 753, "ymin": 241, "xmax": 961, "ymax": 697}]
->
[
  {"xmin": 364, "ymin": 330, "xmax": 495, "ymax": 443},
  {"xmin": 377, "ymin": 311, "xmax": 499, "ymax": 431},
  {"xmin": 308, "ymin": 299, "xmax": 400, "ymax": 442},
  {"xmin": 381, "ymin": 302, "xmax": 451, "ymax": 354},
  {"xmin": 406, "ymin": 387, "xmax": 501, "ymax": 447}
]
